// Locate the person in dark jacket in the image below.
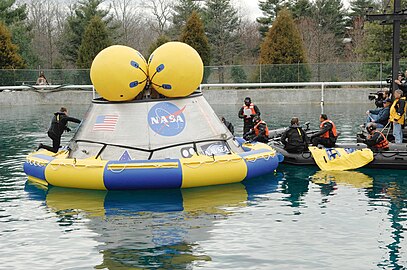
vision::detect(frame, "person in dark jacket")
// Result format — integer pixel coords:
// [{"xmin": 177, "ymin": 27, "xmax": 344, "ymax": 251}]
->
[
  {"xmin": 362, "ymin": 123, "xmax": 389, "ymax": 151},
  {"xmin": 281, "ymin": 117, "xmax": 309, "ymax": 153},
  {"xmin": 310, "ymin": 114, "xmax": 338, "ymax": 148},
  {"xmin": 365, "ymin": 98, "xmax": 391, "ymax": 128},
  {"xmin": 394, "ymin": 70, "xmax": 407, "ymax": 96},
  {"xmin": 37, "ymin": 107, "xmax": 81, "ymax": 153},
  {"xmin": 238, "ymin": 97, "xmax": 260, "ymax": 134},
  {"xmin": 220, "ymin": 116, "xmax": 234, "ymax": 135}
]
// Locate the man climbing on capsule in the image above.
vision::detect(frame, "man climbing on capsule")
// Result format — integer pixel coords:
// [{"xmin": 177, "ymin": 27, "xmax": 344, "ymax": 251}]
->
[{"xmin": 37, "ymin": 107, "xmax": 81, "ymax": 153}]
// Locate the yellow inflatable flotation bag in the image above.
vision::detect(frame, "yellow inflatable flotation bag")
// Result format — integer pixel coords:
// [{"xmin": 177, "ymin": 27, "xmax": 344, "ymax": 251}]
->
[{"xmin": 308, "ymin": 146, "xmax": 373, "ymax": 171}]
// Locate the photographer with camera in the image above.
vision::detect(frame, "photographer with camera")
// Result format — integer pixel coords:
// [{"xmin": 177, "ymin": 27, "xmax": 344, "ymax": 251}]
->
[{"xmin": 369, "ymin": 89, "xmax": 390, "ymax": 108}]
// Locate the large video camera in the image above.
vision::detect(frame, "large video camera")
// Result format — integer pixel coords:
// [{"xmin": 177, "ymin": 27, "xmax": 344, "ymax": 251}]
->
[{"xmin": 368, "ymin": 90, "xmax": 386, "ymax": 108}]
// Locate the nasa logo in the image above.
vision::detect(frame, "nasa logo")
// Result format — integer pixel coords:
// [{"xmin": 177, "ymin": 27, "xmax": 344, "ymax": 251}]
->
[{"xmin": 148, "ymin": 102, "xmax": 186, "ymax": 136}]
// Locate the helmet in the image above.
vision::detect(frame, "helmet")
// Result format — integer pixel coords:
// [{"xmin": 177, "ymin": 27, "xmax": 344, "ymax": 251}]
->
[{"xmin": 366, "ymin": 122, "xmax": 377, "ymax": 133}]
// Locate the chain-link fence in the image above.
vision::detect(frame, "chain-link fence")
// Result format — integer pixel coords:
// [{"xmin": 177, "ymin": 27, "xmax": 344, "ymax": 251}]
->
[
  {"xmin": 0, "ymin": 69, "xmax": 91, "ymax": 86},
  {"xmin": 0, "ymin": 61, "xmax": 406, "ymax": 86}
]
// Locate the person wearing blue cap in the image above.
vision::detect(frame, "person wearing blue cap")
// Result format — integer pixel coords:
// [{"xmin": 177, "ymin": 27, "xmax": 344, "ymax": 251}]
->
[{"xmin": 365, "ymin": 98, "xmax": 392, "ymax": 128}]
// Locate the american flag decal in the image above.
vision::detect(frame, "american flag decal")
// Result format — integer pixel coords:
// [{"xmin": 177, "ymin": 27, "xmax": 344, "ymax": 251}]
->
[{"xmin": 93, "ymin": 114, "xmax": 119, "ymax": 131}]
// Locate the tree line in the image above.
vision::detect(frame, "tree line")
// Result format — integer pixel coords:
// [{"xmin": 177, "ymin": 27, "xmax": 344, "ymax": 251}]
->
[{"xmin": 0, "ymin": 0, "xmax": 406, "ymax": 75}]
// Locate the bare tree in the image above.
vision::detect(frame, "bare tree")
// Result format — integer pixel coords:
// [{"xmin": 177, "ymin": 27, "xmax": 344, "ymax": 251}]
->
[
  {"xmin": 345, "ymin": 16, "xmax": 365, "ymax": 62},
  {"xmin": 297, "ymin": 17, "xmax": 337, "ymax": 64},
  {"xmin": 111, "ymin": 0, "xmax": 141, "ymax": 44},
  {"xmin": 143, "ymin": 0, "xmax": 173, "ymax": 36},
  {"xmin": 236, "ymin": 19, "xmax": 261, "ymax": 64},
  {"xmin": 28, "ymin": 0, "xmax": 67, "ymax": 68},
  {"xmin": 297, "ymin": 17, "xmax": 338, "ymax": 81}
]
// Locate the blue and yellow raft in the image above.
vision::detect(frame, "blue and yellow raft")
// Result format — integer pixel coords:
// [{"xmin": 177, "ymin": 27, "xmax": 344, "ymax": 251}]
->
[{"xmin": 24, "ymin": 142, "xmax": 282, "ymax": 190}]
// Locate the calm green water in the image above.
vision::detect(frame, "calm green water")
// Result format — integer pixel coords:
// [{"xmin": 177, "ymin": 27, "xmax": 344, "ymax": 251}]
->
[{"xmin": 0, "ymin": 103, "xmax": 406, "ymax": 269}]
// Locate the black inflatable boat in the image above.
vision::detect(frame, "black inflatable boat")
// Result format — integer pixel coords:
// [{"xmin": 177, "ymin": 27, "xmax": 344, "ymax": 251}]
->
[{"xmin": 269, "ymin": 141, "xmax": 407, "ymax": 169}]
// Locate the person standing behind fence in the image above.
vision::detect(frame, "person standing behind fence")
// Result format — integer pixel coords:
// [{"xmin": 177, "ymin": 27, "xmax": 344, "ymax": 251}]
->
[
  {"xmin": 36, "ymin": 71, "xmax": 48, "ymax": 85},
  {"xmin": 389, "ymin": 89, "xmax": 406, "ymax": 143},
  {"xmin": 37, "ymin": 107, "xmax": 81, "ymax": 153},
  {"xmin": 238, "ymin": 97, "xmax": 260, "ymax": 134}
]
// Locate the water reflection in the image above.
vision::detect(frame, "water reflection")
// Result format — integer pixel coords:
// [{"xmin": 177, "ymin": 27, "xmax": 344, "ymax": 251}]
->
[
  {"xmin": 363, "ymin": 170, "xmax": 407, "ymax": 269},
  {"xmin": 308, "ymin": 169, "xmax": 406, "ymax": 269},
  {"xmin": 310, "ymin": 170, "xmax": 374, "ymax": 189},
  {"xmin": 24, "ymin": 173, "xmax": 282, "ymax": 269},
  {"xmin": 280, "ymin": 165, "xmax": 317, "ymax": 207}
]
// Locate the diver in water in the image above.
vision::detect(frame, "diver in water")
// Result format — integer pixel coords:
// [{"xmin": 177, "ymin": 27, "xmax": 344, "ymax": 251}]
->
[
  {"xmin": 310, "ymin": 114, "xmax": 338, "ymax": 148},
  {"xmin": 362, "ymin": 123, "xmax": 389, "ymax": 151},
  {"xmin": 37, "ymin": 107, "xmax": 81, "ymax": 153}
]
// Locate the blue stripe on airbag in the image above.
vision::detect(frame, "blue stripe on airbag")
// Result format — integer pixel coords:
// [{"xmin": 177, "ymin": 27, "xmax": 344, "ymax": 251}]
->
[
  {"xmin": 103, "ymin": 159, "xmax": 183, "ymax": 190},
  {"xmin": 23, "ymin": 161, "xmax": 46, "ymax": 181}
]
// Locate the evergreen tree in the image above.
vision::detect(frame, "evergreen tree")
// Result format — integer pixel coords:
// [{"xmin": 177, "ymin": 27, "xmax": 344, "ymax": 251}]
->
[
  {"xmin": 0, "ymin": 0, "xmax": 37, "ymax": 68},
  {"xmin": 259, "ymin": 9, "xmax": 309, "ymax": 82},
  {"xmin": 77, "ymin": 16, "xmax": 112, "ymax": 68},
  {"xmin": 203, "ymin": 0, "xmax": 240, "ymax": 66},
  {"xmin": 256, "ymin": 0, "xmax": 290, "ymax": 37},
  {"xmin": 313, "ymin": 0, "xmax": 347, "ymax": 43},
  {"xmin": 290, "ymin": 0, "xmax": 313, "ymax": 19},
  {"xmin": 361, "ymin": 0, "xmax": 407, "ymax": 64},
  {"xmin": 170, "ymin": 0, "xmax": 201, "ymax": 38},
  {"xmin": 231, "ymin": 66, "xmax": 247, "ymax": 83},
  {"xmin": 148, "ymin": 35, "xmax": 170, "ymax": 56},
  {"xmin": 349, "ymin": 0, "xmax": 378, "ymax": 18},
  {"xmin": 0, "ymin": 21, "xmax": 25, "ymax": 68},
  {"xmin": 180, "ymin": 11, "xmax": 210, "ymax": 67},
  {"xmin": 59, "ymin": 0, "xmax": 112, "ymax": 66},
  {"xmin": 0, "ymin": 0, "xmax": 27, "ymax": 25}
]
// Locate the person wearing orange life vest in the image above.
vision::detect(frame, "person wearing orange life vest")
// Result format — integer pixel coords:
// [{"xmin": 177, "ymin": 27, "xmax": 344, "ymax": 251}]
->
[
  {"xmin": 244, "ymin": 115, "xmax": 269, "ymax": 143},
  {"xmin": 238, "ymin": 97, "xmax": 261, "ymax": 134},
  {"xmin": 389, "ymin": 89, "xmax": 406, "ymax": 143},
  {"xmin": 310, "ymin": 114, "xmax": 338, "ymax": 148},
  {"xmin": 362, "ymin": 122, "xmax": 389, "ymax": 151}
]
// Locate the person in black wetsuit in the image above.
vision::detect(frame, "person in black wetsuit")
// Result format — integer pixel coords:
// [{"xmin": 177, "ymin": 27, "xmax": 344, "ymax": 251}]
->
[
  {"xmin": 37, "ymin": 107, "xmax": 81, "ymax": 153},
  {"xmin": 281, "ymin": 117, "xmax": 309, "ymax": 153},
  {"xmin": 220, "ymin": 116, "xmax": 234, "ymax": 135}
]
